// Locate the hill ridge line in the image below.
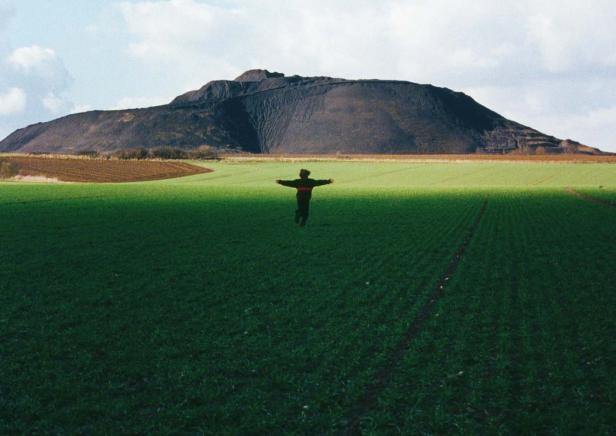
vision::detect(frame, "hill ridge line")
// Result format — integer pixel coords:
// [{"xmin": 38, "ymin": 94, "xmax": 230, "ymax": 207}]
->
[
  {"xmin": 2, "ymin": 69, "xmax": 600, "ymax": 154},
  {"xmin": 170, "ymin": 79, "xmax": 440, "ymax": 110}
]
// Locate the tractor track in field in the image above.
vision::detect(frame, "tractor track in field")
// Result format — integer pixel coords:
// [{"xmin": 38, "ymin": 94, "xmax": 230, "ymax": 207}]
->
[
  {"xmin": 565, "ymin": 188, "xmax": 616, "ymax": 208},
  {"xmin": 0, "ymin": 195, "xmax": 111, "ymax": 206},
  {"xmin": 337, "ymin": 165, "xmax": 423, "ymax": 185},
  {"xmin": 433, "ymin": 166, "xmax": 494, "ymax": 186},
  {"xmin": 343, "ymin": 198, "xmax": 488, "ymax": 435},
  {"xmin": 531, "ymin": 173, "xmax": 558, "ymax": 186}
]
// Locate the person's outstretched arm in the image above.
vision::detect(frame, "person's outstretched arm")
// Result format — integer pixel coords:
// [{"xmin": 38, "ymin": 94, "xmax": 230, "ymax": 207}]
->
[
  {"xmin": 313, "ymin": 179, "xmax": 334, "ymax": 186},
  {"xmin": 276, "ymin": 179, "xmax": 299, "ymax": 188}
]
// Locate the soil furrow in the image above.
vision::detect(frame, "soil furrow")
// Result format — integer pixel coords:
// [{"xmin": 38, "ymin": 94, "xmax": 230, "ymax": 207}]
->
[
  {"xmin": 0, "ymin": 195, "xmax": 110, "ymax": 206},
  {"xmin": 0, "ymin": 156, "xmax": 211, "ymax": 183},
  {"xmin": 343, "ymin": 198, "xmax": 488, "ymax": 435},
  {"xmin": 565, "ymin": 188, "xmax": 616, "ymax": 208}
]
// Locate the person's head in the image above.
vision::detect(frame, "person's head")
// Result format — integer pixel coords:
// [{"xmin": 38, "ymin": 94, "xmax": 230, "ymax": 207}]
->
[{"xmin": 299, "ymin": 168, "xmax": 310, "ymax": 179}]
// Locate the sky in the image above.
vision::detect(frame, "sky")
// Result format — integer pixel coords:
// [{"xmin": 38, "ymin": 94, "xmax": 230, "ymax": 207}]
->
[{"xmin": 0, "ymin": 0, "xmax": 615, "ymax": 152}]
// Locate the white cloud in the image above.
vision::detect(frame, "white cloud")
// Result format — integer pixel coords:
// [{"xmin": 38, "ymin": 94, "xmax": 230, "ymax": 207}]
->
[
  {"xmin": 535, "ymin": 107, "xmax": 616, "ymax": 152},
  {"xmin": 524, "ymin": 1, "xmax": 616, "ymax": 75},
  {"xmin": 6, "ymin": 45, "xmax": 73, "ymax": 92},
  {"xmin": 464, "ymin": 77, "xmax": 616, "ymax": 152},
  {"xmin": 0, "ymin": 87, "xmax": 26, "ymax": 115},
  {"xmin": 70, "ymin": 103, "xmax": 93, "ymax": 114},
  {"xmin": 121, "ymin": 0, "xmax": 220, "ymax": 57},
  {"xmin": 114, "ymin": 0, "xmax": 616, "ymax": 152},
  {"xmin": 118, "ymin": 0, "xmax": 243, "ymax": 89},
  {"xmin": 0, "ymin": 8, "xmax": 76, "ymax": 137},
  {"xmin": 0, "ymin": 43, "xmax": 74, "ymax": 133},
  {"xmin": 41, "ymin": 92, "xmax": 66, "ymax": 114},
  {"xmin": 2, "ymin": 0, "xmax": 615, "ymax": 152},
  {"xmin": 111, "ymin": 95, "xmax": 171, "ymax": 110},
  {"xmin": 8, "ymin": 45, "xmax": 56, "ymax": 71},
  {"xmin": 116, "ymin": 0, "xmax": 616, "ymax": 86}
]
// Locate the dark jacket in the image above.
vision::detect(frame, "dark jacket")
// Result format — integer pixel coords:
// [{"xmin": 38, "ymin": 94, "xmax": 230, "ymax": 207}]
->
[{"xmin": 278, "ymin": 178, "xmax": 332, "ymax": 199}]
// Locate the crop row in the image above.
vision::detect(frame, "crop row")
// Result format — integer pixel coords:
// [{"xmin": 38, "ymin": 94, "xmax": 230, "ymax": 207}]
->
[
  {"xmin": 2, "ymin": 161, "xmax": 615, "ymax": 433},
  {"xmin": 359, "ymin": 191, "xmax": 616, "ymax": 434},
  {"xmin": 0, "ymin": 187, "xmax": 484, "ymax": 433},
  {"xmin": 191, "ymin": 161, "xmax": 616, "ymax": 189}
]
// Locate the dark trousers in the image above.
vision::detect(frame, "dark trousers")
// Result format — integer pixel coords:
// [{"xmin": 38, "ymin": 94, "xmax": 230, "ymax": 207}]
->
[{"xmin": 296, "ymin": 196, "xmax": 310, "ymax": 225}]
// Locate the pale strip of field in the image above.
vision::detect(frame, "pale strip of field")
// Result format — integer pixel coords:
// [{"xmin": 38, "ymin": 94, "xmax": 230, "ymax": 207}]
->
[
  {"xmin": 3, "ymin": 151, "xmax": 615, "ymax": 164},
  {"xmin": 12, "ymin": 175, "xmax": 65, "ymax": 183},
  {"xmin": 220, "ymin": 152, "xmax": 616, "ymax": 164}
]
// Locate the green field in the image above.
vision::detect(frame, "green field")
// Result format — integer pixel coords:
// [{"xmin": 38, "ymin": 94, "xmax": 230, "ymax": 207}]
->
[{"xmin": 1, "ymin": 161, "xmax": 615, "ymax": 434}]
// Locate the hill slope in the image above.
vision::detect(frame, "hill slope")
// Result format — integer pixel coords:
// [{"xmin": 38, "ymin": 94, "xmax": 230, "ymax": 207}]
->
[{"xmin": 0, "ymin": 69, "xmax": 601, "ymax": 154}]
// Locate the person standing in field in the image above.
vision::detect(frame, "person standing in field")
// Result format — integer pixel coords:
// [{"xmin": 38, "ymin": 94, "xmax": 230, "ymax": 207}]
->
[{"xmin": 276, "ymin": 169, "xmax": 333, "ymax": 226}]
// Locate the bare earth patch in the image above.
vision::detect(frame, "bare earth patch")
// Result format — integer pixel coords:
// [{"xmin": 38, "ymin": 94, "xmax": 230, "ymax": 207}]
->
[
  {"xmin": 1, "ymin": 156, "xmax": 212, "ymax": 183},
  {"xmin": 13, "ymin": 174, "xmax": 64, "ymax": 183}
]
